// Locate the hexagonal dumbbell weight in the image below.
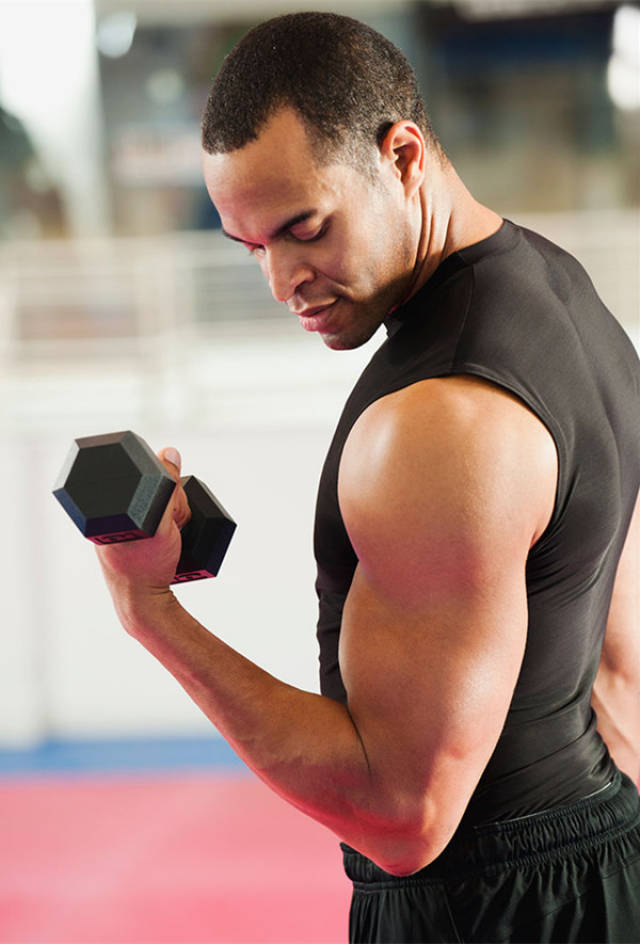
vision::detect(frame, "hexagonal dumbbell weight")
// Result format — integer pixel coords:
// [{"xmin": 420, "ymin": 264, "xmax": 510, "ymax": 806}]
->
[{"xmin": 53, "ymin": 431, "xmax": 236, "ymax": 583}]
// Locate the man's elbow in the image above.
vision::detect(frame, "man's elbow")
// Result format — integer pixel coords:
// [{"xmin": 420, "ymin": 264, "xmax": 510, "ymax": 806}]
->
[
  {"xmin": 368, "ymin": 829, "xmax": 448, "ymax": 877},
  {"xmin": 350, "ymin": 749, "xmax": 482, "ymax": 875},
  {"xmin": 377, "ymin": 846, "xmax": 435, "ymax": 877},
  {"xmin": 359, "ymin": 803, "xmax": 459, "ymax": 877}
]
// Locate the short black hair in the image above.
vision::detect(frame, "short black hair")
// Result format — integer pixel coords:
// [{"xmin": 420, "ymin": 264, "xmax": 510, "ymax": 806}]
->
[{"xmin": 201, "ymin": 12, "xmax": 442, "ymax": 170}]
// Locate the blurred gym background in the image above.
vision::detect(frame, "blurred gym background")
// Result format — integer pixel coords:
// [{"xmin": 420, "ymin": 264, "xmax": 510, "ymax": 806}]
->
[{"xmin": 0, "ymin": 0, "xmax": 638, "ymax": 941}]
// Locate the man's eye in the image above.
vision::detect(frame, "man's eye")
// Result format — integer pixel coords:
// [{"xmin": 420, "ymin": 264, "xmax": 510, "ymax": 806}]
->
[
  {"xmin": 292, "ymin": 223, "xmax": 328, "ymax": 243},
  {"xmin": 245, "ymin": 243, "xmax": 265, "ymax": 256}
]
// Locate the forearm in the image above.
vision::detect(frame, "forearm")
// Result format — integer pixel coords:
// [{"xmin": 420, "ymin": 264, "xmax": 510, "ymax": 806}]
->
[{"xmin": 106, "ymin": 581, "xmax": 428, "ymax": 870}]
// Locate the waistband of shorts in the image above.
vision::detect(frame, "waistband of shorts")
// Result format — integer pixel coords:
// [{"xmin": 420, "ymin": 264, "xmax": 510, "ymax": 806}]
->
[{"xmin": 341, "ymin": 769, "xmax": 640, "ymax": 886}]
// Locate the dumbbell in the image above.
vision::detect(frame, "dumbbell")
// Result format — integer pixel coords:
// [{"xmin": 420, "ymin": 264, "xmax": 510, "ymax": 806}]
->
[{"xmin": 52, "ymin": 430, "xmax": 236, "ymax": 584}]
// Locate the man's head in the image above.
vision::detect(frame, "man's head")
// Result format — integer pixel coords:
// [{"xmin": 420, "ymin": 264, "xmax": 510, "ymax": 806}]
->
[
  {"xmin": 201, "ymin": 12, "xmax": 442, "ymax": 174},
  {"xmin": 201, "ymin": 13, "xmax": 446, "ymax": 350}
]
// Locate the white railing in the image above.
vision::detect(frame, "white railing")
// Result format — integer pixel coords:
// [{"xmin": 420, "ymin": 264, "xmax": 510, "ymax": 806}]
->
[
  {"xmin": 0, "ymin": 209, "xmax": 637, "ymax": 362},
  {"xmin": 0, "ymin": 230, "xmax": 283, "ymax": 362}
]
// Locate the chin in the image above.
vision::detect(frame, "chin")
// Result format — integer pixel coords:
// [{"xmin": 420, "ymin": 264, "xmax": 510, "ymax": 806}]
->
[
  {"xmin": 320, "ymin": 319, "xmax": 382, "ymax": 352},
  {"xmin": 320, "ymin": 333, "xmax": 355, "ymax": 351}
]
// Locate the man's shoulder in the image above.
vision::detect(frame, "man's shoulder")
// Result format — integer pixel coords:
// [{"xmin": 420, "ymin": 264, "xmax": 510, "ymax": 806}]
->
[
  {"xmin": 347, "ymin": 373, "xmax": 546, "ymax": 440},
  {"xmin": 338, "ymin": 374, "xmax": 558, "ymax": 562},
  {"xmin": 467, "ymin": 222, "xmax": 578, "ymax": 309}
]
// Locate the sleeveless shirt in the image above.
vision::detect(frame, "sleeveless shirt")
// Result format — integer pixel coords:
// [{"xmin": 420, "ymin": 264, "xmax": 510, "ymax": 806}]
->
[{"xmin": 313, "ymin": 219, "xmax": 640, "ymax": 823}]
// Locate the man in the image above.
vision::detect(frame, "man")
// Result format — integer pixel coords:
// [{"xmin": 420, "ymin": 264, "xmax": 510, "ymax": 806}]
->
[{"xmin": 96, "ymin": 13, "xmax": 640, "ymax": 943}]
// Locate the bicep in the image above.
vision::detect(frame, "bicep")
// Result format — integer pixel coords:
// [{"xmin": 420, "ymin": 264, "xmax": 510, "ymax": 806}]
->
[
  {"xmin": 339, "ymin": 559, "xmax": 528, "ymax": 834},
  {"xmin": 337, "ymin": 378, "xmax": 555, "ymax": 840}
]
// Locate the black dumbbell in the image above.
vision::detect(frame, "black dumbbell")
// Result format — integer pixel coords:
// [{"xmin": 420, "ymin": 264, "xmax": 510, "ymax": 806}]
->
[{"xmin": 52, "ymin": 430, "xmax": 236, "ymax": 584}]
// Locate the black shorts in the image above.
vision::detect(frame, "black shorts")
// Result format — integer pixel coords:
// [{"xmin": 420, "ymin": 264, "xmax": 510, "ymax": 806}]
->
[{"xmin": 342, "ymin": 770, "xmax": 640, "ymax": 943}]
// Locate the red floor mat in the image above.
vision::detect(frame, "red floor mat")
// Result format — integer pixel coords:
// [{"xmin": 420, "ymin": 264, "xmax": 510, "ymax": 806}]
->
[{"xmin": 0, "ymin": 773, "xmax": 351, "ymax": 943}]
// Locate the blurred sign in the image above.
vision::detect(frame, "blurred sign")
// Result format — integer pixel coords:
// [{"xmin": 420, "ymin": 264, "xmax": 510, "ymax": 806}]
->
[{"xmin": 112, "ymin": 124, "xmax": 202, "ymax": 185}]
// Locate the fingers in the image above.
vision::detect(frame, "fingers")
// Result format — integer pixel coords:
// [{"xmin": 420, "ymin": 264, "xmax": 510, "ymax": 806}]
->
[{"xmin": 158, "ymin": 446, "xmax": 191, "ymax": 530}]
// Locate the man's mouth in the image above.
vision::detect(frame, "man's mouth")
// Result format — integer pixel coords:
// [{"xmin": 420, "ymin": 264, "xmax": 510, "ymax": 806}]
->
[{"xmin": 295, "ymin": 300, "xmax": 338, "ymax": 333}]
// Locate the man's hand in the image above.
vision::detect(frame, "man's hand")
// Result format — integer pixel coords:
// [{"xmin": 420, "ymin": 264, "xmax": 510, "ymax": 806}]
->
[{"xmin": 95, "ymin": 447, "xmax": 192, "ymax": 607}]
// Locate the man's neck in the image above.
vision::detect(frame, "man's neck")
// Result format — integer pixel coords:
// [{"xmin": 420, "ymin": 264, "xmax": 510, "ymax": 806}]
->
[{"xmin": 408, "ymin": 165, "xmax": 503, "ymax": 303}]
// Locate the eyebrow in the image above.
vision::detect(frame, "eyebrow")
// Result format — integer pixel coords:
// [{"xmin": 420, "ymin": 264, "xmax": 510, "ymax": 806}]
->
[{"xmin": 221, "ymin": 210, "xmax": 316, "ymax": 246}]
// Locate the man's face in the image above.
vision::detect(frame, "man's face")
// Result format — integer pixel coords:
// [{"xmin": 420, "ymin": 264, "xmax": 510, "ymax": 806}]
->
[{"xmin": 202, "ymin": 108, "xmax": 418, "ymax": 350}]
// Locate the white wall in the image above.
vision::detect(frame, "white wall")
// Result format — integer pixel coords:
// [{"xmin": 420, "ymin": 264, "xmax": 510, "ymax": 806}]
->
[{"xmin": 0, "ymin": 324, "xmax": 378, "ymax": 745}]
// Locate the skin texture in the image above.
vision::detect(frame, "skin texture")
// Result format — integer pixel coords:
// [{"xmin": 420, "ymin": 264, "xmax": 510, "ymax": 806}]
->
[
  {"xmin": 95, "ymin": 106, "xmax": 634, "ymax": 877},
  {"xmin": 592, "ymin": 493, "xmax": 640, "ymax": 782}
]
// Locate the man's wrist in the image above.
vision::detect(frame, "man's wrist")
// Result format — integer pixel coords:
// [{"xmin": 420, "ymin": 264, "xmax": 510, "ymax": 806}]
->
[{"xmin": 104, "ymin": 573, "xmax": 178, "ymax": 639}]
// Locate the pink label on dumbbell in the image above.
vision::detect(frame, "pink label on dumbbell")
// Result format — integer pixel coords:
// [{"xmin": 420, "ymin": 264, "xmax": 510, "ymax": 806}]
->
[
  {"xmin": 91, "ymin": 531, "xmax": 144, "ymax": 545},
  {"xmin": 172, "ymin": 570, "xmax": 212, "ymax": 583}
]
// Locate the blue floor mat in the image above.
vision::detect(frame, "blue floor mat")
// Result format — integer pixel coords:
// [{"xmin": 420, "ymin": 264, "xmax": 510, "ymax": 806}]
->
[{"xmin": 0, "ymin": 734, "xmax": 248, "ymax": 776}]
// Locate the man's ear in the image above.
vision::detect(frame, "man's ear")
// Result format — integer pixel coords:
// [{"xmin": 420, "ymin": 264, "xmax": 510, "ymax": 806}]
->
[{"xmin": 379, "ymin": 121, "xmax": 425, "ymax": 197}]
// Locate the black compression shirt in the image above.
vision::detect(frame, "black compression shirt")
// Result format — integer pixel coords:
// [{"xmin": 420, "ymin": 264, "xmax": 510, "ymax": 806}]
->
[{"xmin": 313, "ymin": 219, "xmax": 640, "ymax": 824}]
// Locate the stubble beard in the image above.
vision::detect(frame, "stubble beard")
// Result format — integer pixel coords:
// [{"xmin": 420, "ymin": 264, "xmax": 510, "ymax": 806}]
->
[{"xmin": 317, "ymin": 289, "xmax": 399, "ymax": 351}]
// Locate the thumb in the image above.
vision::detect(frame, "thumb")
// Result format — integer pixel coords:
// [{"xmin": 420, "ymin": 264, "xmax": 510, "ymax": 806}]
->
[
  {"xmin": 160, "ymin": 446, "xmax": 182, "ymax": 479},
  {"xmin": 158, "ymin": 447, "xmax": 191, "ymax": 529}
]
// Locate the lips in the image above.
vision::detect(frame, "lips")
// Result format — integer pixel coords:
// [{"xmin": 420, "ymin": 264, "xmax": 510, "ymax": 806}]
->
[{"xmin": 295, "ymin": 300, "xmax": 338, "ymax": 333}]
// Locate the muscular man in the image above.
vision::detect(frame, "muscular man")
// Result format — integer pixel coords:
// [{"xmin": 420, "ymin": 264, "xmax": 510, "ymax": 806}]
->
[{"xmin": 96, "ymin": 13, "xmax": 640, "ymax": 943}]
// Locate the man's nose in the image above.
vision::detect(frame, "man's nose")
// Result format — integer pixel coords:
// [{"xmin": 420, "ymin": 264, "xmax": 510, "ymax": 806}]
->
[{"xmin": 264, "ymin": 246, "xmax": 314, "ymax": 303}]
